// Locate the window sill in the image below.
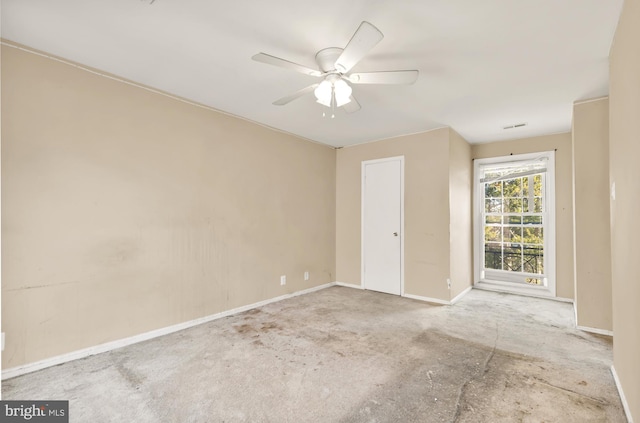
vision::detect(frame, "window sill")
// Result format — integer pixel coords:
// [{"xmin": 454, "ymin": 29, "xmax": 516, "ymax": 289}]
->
[{"xmin": 474, "ymin": 279, "xmax": 555, "ymax": 299}]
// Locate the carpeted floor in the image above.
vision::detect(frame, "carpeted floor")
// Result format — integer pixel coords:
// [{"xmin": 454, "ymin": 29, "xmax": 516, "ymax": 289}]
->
[{"xmin": 1, "ymin": 286, "xmax": 626, "ymax": 422}]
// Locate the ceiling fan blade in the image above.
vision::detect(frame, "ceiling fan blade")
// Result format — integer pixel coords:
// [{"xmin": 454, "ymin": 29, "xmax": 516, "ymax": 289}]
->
[
  {"xmin": 348, "ymin": 70, "xmax": 419, "ymax": 85},
  {"xmin": 273, "ymin": 83, "xmax": 319, "ymax": 106},
  {"xmin": 252, "ymin": 53, "xmax": 323, "ymax": 77},
  {"xmin": 335, "ymin": 21, "xmax": 384, "ymax": 74},
  {"xmin": 342, "ymin": 95, "xmax": 361, "ymax": 113}
]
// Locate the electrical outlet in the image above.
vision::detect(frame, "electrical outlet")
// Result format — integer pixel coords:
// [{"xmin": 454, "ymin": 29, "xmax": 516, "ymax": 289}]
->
[
  {"xmin": 447, "ymin": 278, "xmax": 451, "ymax": 289},
  {"xmin": 280, "ymin": 275, "xmax": 286, "ymax": 286},
  {"xmin": 1, "ymin": 332, "xmax": 5, "ymax": 351},
  {"xmin": 304, "ymin": 271, "xmax": 309, "ymax": 281}
]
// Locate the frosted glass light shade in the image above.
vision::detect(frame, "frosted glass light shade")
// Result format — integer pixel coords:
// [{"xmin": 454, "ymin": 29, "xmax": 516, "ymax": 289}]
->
[
  {"xmin": 334, "ymin": 79, "xmax": 352, "ymax": 107},
  {"xmin": 314, "ymin": 80, "xmax": 332, "ymax": 107}
]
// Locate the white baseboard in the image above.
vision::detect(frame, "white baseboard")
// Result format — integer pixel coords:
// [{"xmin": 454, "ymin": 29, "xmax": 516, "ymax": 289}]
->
[
  {"xmin": 334, "ymin": 281, "xmax": 363, "ymax": 290},
  {"xmin": 1, "ymin": 282, "xmax": 335, "ymax": 381},
  {"xmin": 337, "ymin": 283, "xmax": 465, "ymax": 307},
  {"xmin": 577, "ymin": 325, "xmax": 614, "ymax": 337},
  {"xmin": 552, "ymin": 296, "xmax": 575, "ymax": 303},
  {"xmin": 451, "ymin": 286, "xmax": 473, "ymax": 304},
  {"xmin": 402, "ymin": 293, "xmax": 450, "ymax": 305},
  {"xmin": 611, "ymin": 365, "xmax": 635, "ymax": 423},
  {"xmin": 474, "ymin": 283, "xmax": 573, "ymax": 303},
  {"xmin": 574, "ymin": 303, "xmax": 614, "ymax": 337}
]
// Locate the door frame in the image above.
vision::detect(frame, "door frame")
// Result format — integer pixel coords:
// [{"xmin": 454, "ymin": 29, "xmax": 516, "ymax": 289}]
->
[{"xmin": 361, "ymin": 155, "xmax": 405, "ymax": 296}]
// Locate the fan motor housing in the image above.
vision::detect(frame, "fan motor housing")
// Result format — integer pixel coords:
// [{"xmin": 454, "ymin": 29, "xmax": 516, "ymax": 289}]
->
[{"xmin": 315, "ymin": 47, "xmax": 344, "ymax": 73}]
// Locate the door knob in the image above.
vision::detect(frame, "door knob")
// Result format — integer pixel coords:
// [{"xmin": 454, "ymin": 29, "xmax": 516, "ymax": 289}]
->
[{"xmin": 393, "ymin": 232, "xmax": 398, "ymax": 236}]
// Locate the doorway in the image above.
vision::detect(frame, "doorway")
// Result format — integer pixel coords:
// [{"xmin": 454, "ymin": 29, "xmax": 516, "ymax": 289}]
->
[{"xmin": 361, "ymin": 156, "xmax": 404, "ymax": 295}]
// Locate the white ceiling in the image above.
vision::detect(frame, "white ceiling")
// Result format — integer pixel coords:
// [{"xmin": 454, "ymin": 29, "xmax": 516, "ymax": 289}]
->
[{"xmin": 1, "ymin": 0, "xmax": 624, "ymax": 147}]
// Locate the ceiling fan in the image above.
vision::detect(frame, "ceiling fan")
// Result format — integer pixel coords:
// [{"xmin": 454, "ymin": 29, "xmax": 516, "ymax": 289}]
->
[{"xmin": 252, "ymin": 21, "xmax": 419, "ymax": 115}]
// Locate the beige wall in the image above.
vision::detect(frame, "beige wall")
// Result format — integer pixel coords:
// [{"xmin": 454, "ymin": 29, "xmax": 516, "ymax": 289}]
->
[
  {"xmin": 572, "ymin": 98, "xmax": 612, "ymax": 331},
  {"xmin": 448, "ymin": 129, "xmax": 473, "ymax": 298},
  {"xmin": 472, "ymin": 133, "xmax": 575, "ymax": 300},
  {"xmin": 336, "ymin": 129, "xmax": 454, "ymax": 300},
  {"xmin": 1, "ymin": 44, "xmax": 336, "ymax": 369},
  {"xmin": 609, "ymin": 0, "xmax": 640, "ymax": 419}
]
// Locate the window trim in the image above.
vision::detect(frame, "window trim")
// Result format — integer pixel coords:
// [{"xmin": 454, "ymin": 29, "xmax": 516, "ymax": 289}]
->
[{"xmin": 473, "ymin": 151, "xmax": 556, "ymax": 298}]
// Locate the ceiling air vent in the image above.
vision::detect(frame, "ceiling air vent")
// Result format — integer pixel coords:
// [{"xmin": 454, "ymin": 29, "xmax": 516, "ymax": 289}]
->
[{"xmin": 503, "ymin": 122, "xmax": 527, "ymax": 130}]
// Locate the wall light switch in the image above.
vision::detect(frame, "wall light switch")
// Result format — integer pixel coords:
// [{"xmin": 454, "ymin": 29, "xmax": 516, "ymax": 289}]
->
[{"xmin": 611, "ymin": 181, "xmax": 616, "ymax": 200}]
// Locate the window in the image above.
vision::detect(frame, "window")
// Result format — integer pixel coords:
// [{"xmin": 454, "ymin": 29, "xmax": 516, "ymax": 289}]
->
[{"xmin": 474, "ymin": 152, "xmax": 556, "ymax": 297}]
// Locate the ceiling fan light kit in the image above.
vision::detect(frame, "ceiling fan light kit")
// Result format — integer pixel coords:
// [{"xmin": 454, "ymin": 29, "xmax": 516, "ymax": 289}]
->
[
  {"xmin": 314, "ymin": 76, "xmax": 352, "ymax": 108},
  {"xmin": 252, "ymin": 21, "xmax": 419, "ymax": 114}
]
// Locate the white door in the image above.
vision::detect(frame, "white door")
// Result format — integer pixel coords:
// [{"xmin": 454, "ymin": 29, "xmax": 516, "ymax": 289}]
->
[{"xmin": 362, "ymin": 157, "xmax": 403, "ymax": 295}]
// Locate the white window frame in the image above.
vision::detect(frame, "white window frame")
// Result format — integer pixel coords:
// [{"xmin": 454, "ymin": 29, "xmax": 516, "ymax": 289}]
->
[{"xmin": 473, "ymin": 151, "xmax": 556, "ymax": 298}]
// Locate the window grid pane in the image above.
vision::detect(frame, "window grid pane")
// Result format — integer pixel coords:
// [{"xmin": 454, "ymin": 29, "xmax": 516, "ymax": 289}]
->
[{"xmin": 482, "ymin": 173, "xmax": 545, "ymax": 280}]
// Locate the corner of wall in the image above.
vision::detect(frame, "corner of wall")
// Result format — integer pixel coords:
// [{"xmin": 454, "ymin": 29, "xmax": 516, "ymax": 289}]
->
[
  {"xmin": 447, "ymin": 130, "xmax": 473, "ymax": 301},
  {"xmin": 572, "ymin": 98, "xmax": 612, "ymax": 332}
]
